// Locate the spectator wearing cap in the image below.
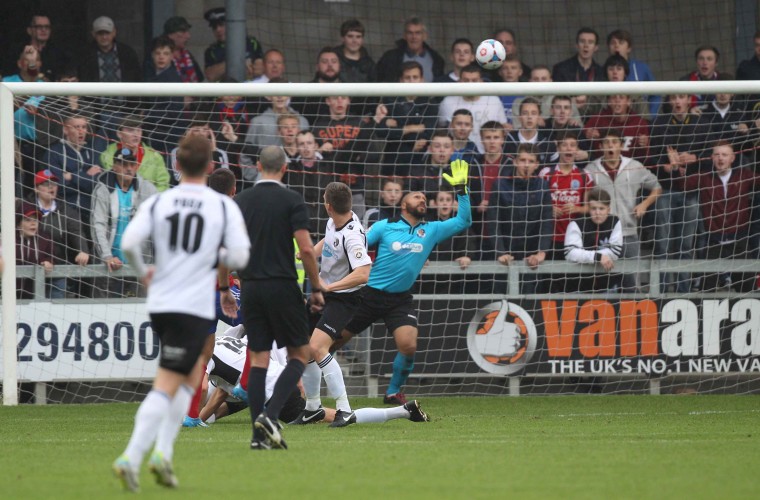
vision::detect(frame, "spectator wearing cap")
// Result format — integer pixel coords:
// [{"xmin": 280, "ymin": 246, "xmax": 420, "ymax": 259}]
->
[
  {"xmin": 203, "ymin": 6, "xmax": 264, "ymax": 82},
  {"xmin": 77, "ymin": 16, "xmax": 142, "ymax": 143},
  {"xmin": 44, "ymin": 113, "xmax": 104, "ymax": 219},
  {"xmin": 100, "ymin": 115, "xmax": 171, "ymax": 192},
  {"xmin": 15, "ymin": 202, "xmax": 55, "ymax": 299},
  {"xmin": 77, "ymin": 16, "xmax": 141, "ymax": 84},
  {"xmin": 91, "ymin": 147, "xmax": 157, "ymax": 298},
  {"xmin": 25, "ymin": 170, "xmax": 91, "ymax": 298}
]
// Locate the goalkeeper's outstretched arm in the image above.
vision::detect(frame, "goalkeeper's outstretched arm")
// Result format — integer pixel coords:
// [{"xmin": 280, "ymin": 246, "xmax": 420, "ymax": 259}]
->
[{"xmin": 435, "ymin": 159, "xmax": 473, "ymax": 241}]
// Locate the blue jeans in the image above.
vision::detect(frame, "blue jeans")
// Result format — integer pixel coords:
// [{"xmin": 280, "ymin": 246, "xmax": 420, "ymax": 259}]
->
[{"xmin": 654, "ymin": 191, "xmax": 699, "ymax": 293}]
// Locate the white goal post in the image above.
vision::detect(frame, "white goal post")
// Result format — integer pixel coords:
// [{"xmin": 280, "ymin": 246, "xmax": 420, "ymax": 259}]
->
[{"xmin": 3, "ymin": 80, "xmax": 760, "ymax": 405}]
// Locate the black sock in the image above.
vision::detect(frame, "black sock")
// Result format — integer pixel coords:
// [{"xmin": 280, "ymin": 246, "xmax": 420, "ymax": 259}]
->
[
  {"xmin": 248, "ymin": 367, "xmax": 268, "ymax": 425},
  {"xmin": 265, "ymin": 359, "xmax": 305, "ymax": 420}
]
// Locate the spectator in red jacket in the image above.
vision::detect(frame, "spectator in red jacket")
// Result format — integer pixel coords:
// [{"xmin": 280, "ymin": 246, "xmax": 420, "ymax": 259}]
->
[{"xmin": 685, "ymin": 142, "xmax": 758, "ymax": 292}]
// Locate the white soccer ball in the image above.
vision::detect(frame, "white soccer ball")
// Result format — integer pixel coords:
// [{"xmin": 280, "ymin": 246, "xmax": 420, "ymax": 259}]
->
[{"xmin": 475, "ymin": 39, "xmax": 507, "ymax": 70}]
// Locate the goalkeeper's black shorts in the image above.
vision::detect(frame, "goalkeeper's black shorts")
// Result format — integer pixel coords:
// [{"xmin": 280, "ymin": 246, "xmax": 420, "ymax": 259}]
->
[{"xmin": 344, "ymin": 286, "xmax": 417, "ymax": 335}]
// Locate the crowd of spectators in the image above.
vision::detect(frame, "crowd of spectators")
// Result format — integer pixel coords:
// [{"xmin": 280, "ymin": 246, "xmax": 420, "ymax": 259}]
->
[{"xmin": 3, "ymin": 11, "xmax": 760, "ymax": 298}]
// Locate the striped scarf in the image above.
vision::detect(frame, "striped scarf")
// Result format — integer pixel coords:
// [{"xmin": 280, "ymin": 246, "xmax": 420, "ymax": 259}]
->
[{"xmin": 173, "ymin": 49, "xmax": 199, "ymax": 83}]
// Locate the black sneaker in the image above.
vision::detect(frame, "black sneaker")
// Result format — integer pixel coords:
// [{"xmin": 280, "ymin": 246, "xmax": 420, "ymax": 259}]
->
[
  {"xmin": 330, "ymin": 410, "xmax": 357, "ymax": 428},
  {"xmin": 383, "ymin": 392, "xmax": 407, "ymax": 405},
  {"xmin": 404, "ymin": 400, "xmax": 430, "ymax": 422},
  {"xmin": 289, "ymin": 406, "xmax": 326, "ymax": 425},
  {"xmin": 254, "ymin": 413, "xmax": 287, "ymax": 449}
]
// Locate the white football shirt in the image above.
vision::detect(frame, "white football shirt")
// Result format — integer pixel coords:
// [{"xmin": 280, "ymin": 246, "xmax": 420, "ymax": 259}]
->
[
  {"xmin": 206, "ymin": 336, "xmax": 286, "ymax": 398},
  {"xmin": 122, "ymin": 183, "xmax": 250, "ymax": 319},
  {"xmin": 320, "ymin": 212, "xmax": 372, "ymax": 293}
]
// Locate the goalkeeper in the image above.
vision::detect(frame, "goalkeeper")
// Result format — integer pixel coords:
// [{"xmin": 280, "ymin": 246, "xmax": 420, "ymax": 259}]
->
[{"xmin": 337, "ymin": 159, "xmax": 472, "ymax": 404}]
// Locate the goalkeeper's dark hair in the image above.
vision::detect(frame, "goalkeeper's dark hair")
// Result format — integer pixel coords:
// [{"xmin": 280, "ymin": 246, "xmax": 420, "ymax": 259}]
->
[
  {"xmin": 176, "ymin": 134, "xmax": 212, "ymax": 178},
  {"xmin": 208, "ymin": 168, "xmax": 236, "ymax": 196},
  {"xmin": 324, "ymin": 182, "xmax": 353, "ymax": 215},
  {"xmin": 587, "ymin": 188, "xmax": 611, "ymax": 206}
]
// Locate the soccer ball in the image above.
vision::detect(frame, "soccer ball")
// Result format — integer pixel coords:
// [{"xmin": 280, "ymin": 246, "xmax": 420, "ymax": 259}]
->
[{"xmin": 475, "ymin": 39, "xmax": 506, "ymax": 70}]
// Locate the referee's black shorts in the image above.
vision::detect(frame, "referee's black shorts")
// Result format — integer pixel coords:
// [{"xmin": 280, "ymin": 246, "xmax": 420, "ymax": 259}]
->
[
  {"xmin": 242, "ymin": 279, "xmax": 309, "ymax": 351},
  {"xmin": 344, "ymin": 286, "xmax": 417, "ymax": 335}
]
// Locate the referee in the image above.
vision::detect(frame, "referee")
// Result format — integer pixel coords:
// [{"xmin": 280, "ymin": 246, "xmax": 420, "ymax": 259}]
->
[{"xmin": 235, "ymin": 145, "xmax": 325, "ymax": 450}]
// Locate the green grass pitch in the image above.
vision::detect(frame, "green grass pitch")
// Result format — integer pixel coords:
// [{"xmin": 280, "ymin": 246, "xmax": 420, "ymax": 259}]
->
[{"xmin": 1, "ymin": 396, "xmax": 758, "ymax": 499}]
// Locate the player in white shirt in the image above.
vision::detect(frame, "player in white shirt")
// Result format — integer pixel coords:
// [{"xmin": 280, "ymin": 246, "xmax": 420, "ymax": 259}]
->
[
  {"xmin": 291, "ymin": 182, "xmax": 373, "ymax": 427},
  {"xmin": 199, "ymin": 328, "xmax": 429, "ymax": 426},
  {"xmin": 112, "ymin": 134, "xmax": 251, "ymax": 492}
]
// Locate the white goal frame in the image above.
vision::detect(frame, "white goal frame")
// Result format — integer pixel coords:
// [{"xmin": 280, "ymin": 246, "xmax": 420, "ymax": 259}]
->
[{"xmin": 3, "ymin": 80, "xmax": 760, "ymax": 405}]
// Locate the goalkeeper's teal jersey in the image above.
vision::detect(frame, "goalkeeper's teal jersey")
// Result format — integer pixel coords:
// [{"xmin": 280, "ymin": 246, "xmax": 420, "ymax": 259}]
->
[{"xmin": 366, "ymin": 193, "xmax": 472, "ymax": 293}]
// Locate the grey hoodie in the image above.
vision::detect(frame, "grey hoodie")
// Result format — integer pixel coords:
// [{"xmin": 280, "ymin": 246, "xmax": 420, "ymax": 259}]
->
[{"xmin": 584, "ymin": 156, "xmax": 661, "ymax": 237}]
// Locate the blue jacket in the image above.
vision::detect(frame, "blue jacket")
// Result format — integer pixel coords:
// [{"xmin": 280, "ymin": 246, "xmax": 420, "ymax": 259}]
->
[
  {"xmin": 44, "ymin": 139, "xmax": 104, "ymax": 214},
  {"xmin": 626, "ymin": 58, "xmax": 661, "ymax": 116},
  {"xmin": 489, "ymin": 173, "xmax": 553, "ymax": 257},
  {"xmin": 367, "ymin": 193, "xmax": 472, "ymax": 292},
  {"xmin": 2, "ymin": 74, "xmax": 45, "ymax": 141}
]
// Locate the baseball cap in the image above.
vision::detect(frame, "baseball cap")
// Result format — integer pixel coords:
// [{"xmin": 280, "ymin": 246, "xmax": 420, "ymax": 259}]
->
[
  {"xmin": 204, "ymin": 7, "xmax": 226, "ymax": 27},
  {"xmin": 114, "ymin": 147, "xmax": 138, "ymax": 163},
  {"xmin": 164, "ymin": 16, "xmax": 191, "ymax": 34},
  {"xmin": 21, "ymin": 203, "xmax": 41, "ymax": 219},
  {"xmin": 92, "ymin": 16, "xmax": 115, "ymax": 33},
  {"xmin": 34, "ymin": 169, "xmax": 59, "ymax": 185}
]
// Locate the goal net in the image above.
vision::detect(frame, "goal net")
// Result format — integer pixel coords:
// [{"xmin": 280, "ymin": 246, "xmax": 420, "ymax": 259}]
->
[{"xmin": 3, "ymin": 66, "xmax": 760, "ymax": 403}]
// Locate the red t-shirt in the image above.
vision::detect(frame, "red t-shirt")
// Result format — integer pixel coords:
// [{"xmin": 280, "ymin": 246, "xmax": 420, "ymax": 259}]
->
[
  {"xmin": 539, "ymin": 164, "xmax": 594, "ymax": 242},
  {"xmin": 482, "ymin": 158, "xmax": 502, "ymax": 202}
]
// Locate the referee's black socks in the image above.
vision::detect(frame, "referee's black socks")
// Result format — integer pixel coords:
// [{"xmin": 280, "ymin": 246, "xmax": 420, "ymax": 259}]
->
[{"xmin": 248, "ymin": 367, "xmax": 268, "ymax": 422}]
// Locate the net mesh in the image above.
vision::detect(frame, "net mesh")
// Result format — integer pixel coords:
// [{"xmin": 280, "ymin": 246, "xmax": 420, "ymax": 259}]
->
[{"xmin": 3, "ymin": 0, "xmax": 760, "ymax": 403}]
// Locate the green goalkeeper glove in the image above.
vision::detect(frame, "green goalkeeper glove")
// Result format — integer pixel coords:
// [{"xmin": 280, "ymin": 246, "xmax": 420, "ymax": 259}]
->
[{"xmin": 442, "ymin": 159, "xmax": 469, "ymax": 194}]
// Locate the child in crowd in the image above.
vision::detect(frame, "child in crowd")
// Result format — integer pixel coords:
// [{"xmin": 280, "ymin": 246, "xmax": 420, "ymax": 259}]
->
[
  {"xmin": 564, "ymin": 188, "xmax": 623, "ymax": 292},
  {"xmin": 16, "ymin": 203, "xmax": 54, "ymax": 299}
]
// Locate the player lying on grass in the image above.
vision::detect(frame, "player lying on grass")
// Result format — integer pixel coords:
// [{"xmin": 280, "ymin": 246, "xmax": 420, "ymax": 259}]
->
[{"xmin": 197, "ymin": 329, "xmax": 429, "ymax": 425}]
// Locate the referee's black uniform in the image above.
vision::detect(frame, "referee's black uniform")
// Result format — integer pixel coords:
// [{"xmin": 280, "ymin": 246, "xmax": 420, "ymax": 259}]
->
[{"xmin": 235, "ymin": 179, "xmax": 312, "ymax": 352}]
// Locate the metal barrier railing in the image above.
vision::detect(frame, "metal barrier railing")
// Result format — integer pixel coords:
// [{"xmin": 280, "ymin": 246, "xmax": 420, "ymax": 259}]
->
[{"xmin": 9, "ymin": 259, "xmax": 760, "ymax": 301}]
